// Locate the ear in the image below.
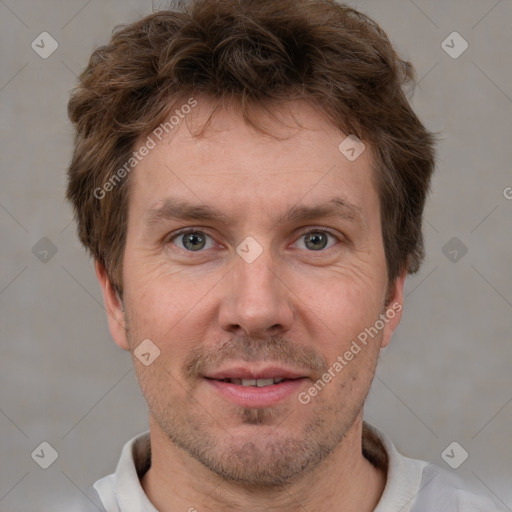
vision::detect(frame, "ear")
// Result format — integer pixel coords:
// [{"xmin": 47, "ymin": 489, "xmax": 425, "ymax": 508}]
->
[
  {"xmin": 95, "ymin": 260, "xmax": 130, "ymax": 351},
  {"xmin": 380, "ymin": 270, "xmax": 406, "ymax": 349}
]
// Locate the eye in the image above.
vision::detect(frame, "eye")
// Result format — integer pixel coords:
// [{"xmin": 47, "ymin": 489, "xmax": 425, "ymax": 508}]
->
[
  {"xmin": 168, "ymin": 229, "xmax": 216, "ymax": 252},
  {"xmin": 294, "ymin": 229, "xmax": 339, "ymax": 251}
]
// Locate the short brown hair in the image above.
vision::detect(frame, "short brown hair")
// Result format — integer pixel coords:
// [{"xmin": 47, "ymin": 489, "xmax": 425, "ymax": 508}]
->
[{"xmin": 66, "ymin": 0, "xmax": 437, "ymax": 298}]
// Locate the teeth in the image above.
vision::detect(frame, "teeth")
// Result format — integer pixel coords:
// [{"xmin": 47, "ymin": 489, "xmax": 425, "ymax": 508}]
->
[
  {"xmin": 254, "ymin": 378, "xmax": 274, "ymax": 387},
  {"xmin": 226, "ymin": 378, "xmax": 285, "ymax": 387}
]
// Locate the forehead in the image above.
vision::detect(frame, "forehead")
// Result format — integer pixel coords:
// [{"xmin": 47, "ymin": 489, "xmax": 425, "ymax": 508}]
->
[{"xmin": 128, "ymin": 98, "xmax": 379, "ymax": 228}]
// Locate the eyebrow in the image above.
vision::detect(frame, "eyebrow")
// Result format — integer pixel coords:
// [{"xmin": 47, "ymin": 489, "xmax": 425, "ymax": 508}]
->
[{"xmin": 143, "ymin": 196, "xmax": 366, "ymax": 230}]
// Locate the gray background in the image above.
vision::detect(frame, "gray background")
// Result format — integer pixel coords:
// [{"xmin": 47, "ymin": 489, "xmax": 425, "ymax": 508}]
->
[{"xmin": 0, "ymin": 0, "xmax": 511, "ymax": 510}]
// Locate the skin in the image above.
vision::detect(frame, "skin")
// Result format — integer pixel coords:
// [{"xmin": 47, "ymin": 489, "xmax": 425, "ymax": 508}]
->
[{"xmin": 96, "ymin": 97, "xmax": 406, "ymax": 512}]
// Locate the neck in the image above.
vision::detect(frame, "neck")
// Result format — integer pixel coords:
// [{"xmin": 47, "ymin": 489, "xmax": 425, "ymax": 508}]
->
[{"xmin": 141, "ymin": 415, "xmax": 386, "ymax": 512}]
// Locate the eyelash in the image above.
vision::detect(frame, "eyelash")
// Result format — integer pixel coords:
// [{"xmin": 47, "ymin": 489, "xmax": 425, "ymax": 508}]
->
[{"xmin": 166, "ymin": 227, "xmax": 342, "ymax": 253}]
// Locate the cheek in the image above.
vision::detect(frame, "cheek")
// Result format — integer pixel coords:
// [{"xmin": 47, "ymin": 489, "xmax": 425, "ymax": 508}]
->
[
  {"xmin": 297, "ymin": 267, "xmax": 385, "ymax": 341},
  {"xmin": 123, "ymin": 271, "xmax": 217, "ymax": 366},
  {"xmin": 124, "ymin": 256, "xmax": 210, "ymax": 322}
]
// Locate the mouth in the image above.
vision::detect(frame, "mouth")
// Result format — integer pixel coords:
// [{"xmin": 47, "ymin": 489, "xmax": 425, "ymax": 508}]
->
[
  {"xmin": 203, "ymin": 366, "xmax": 309, "ymax": 407},
  {"xmin": 212, "ymin": 377, "xmax": 289, "ymax": 387}
]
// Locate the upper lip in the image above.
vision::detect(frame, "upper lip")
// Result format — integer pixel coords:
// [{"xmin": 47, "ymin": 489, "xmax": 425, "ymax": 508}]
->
[{"xmin": 205, "ymin": 365, "xmax": 307, "ymax": 380}]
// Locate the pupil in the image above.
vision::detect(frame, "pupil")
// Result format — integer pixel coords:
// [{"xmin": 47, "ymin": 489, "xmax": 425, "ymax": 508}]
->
[{"xmin": 306, "ymin": 232, "xmax": 327, "ymax": 250}]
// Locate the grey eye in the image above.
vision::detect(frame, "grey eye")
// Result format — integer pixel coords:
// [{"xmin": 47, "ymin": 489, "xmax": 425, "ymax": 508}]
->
[
  {"xmin": 303, "ymin": 232, "xmax": 329, "ymax": 251},
  {"xmin": 172, "ymin": 231, "xmax": 213, "ymax": 251}
]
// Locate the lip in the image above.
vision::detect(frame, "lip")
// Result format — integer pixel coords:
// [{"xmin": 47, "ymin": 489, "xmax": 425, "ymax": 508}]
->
[{"xmin": 204, "ymin": 364, "xmax": 310, "ymax": 407}]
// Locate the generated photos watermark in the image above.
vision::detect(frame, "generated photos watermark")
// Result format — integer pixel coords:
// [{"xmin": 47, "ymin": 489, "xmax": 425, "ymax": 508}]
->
[
  {"xmin": 298, "ymin": 301, "xmax": 402, "ymax": 404},
  {"xmin": 94, "ymin": 97, "xmax": 198, "ymax": 200}
]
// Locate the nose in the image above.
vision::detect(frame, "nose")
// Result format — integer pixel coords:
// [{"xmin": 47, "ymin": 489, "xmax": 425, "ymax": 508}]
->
[{"xmin": 218, "ymin": 245, "xmax": 294, "ymax": 338}]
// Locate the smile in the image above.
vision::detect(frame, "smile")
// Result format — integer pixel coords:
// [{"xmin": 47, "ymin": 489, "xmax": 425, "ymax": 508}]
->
[
  {"xmin": 218, "ymin": 377, "xmax": 286, "ymax": 387},
  {"xmin": 204, "ymin": 375, "xmax": 308, "ymax": 408}
]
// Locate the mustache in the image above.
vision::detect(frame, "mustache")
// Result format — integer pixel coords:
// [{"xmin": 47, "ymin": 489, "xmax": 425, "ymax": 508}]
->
[{"xmin": 183, "ymin": 334, "xmax": 329, "ymax": 380}]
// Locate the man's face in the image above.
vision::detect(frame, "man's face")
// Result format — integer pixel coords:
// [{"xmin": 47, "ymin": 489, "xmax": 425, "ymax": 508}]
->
[{"xmin": 102, "ymin": 98, "xmax": 404, "ymax": 485}]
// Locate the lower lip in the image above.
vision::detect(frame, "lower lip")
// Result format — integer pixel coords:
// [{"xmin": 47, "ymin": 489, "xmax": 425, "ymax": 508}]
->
[{"xmin": 205, "ymin": 378, "xmax": 308, "ymax": 407}]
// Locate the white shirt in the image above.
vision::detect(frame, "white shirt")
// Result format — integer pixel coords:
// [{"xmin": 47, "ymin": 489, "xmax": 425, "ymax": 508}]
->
[{"xmin": 76, "ymin": 422, "xmax": 505, "ymax": 511}]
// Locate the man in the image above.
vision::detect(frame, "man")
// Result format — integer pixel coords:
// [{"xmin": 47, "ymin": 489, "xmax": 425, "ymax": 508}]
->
[{"xmin": 65, "ymin": 0, "xmax": 504, "ymax": 510}]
